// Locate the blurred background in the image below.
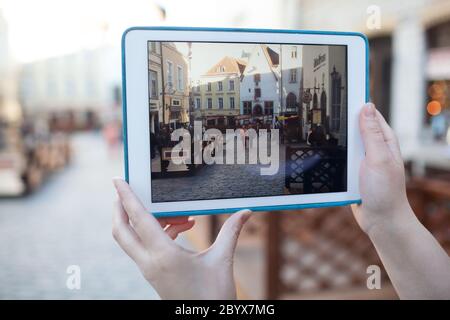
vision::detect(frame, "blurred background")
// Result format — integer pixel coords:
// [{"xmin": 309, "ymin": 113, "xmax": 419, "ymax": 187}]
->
[{"xmin": 0, "ymin": 0, "xmax": 449, "ymax": 299}]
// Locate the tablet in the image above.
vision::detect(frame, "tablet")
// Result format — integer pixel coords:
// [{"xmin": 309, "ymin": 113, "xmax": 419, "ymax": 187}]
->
[{"xmin": 121, "ymin": 27, "xmax": 368, "ymax": 217}]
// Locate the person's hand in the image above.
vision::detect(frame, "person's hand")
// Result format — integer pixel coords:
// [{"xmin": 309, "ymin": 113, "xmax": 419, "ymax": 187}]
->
[
  {"xmin": 112, "ymin": 178, "xmax": 251, "ymax": 299},
  {"xmin": 351, "ymin": 103, "xmax": 415, "ymax": 235},
  {"xmin": 351, "ymin": 103, "xmax": 450, "ymax": 300}
]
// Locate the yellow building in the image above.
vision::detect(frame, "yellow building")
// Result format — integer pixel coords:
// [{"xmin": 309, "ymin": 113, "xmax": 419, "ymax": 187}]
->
[
  {"xmin": 160, "ymin": 42, "xmax": 189, "ymax": 127},
  {"xmin": 193, "ymin": 56, "xmax": 246, "ymax": 127}
]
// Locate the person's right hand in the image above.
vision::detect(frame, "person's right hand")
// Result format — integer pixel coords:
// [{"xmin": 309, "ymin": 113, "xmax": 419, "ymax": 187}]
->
[{"xmin": 351, "ymin": 103, "xmax": 415, "ymax": 235}]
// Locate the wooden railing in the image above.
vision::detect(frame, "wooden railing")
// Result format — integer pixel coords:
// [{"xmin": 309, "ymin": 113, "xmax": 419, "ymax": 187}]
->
[{"xmin": 208, "ymin": 175, "xmax": 450, "ymax": 299}]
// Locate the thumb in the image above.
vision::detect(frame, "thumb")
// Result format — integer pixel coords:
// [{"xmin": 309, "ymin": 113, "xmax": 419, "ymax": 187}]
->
[
  {"xmin": 359, "ymin": 103, "xmax": 390, "ymax": 165},
  {"xmin": 208, "ymin": 209, "xmax": 252, "ymax": 261}
]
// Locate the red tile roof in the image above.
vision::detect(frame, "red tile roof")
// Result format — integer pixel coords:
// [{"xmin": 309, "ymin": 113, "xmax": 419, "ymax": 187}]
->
[{"xmin": 204, "ymin": 56, "xmax": 247, "ymax": 76}]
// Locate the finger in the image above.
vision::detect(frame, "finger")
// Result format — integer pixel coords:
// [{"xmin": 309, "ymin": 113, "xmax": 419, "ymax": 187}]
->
[
  {"xmin": 209, "ymin": 210, "xmax": 252, "ymax": 261},
  {"xmin": 158, "ymin": 216, "xmax": 191, "ymax": 228},
  {"xmin": 112, "ymin": 201, "xmax": 147, "ymax": 263},
  {"xmin": 359, "ymin": 103, "xmax": 391, "ymax": 165},
  {"xmin": 165, "ymin": 219, "xmax": 195, "ymax": 240},
  {"xmin": 375, "ymin": 110, "xmax": 402, "ymax": 163},
  {"xmin": 113, "ymin": 178, "xmax": 169, "ymax": 249}
]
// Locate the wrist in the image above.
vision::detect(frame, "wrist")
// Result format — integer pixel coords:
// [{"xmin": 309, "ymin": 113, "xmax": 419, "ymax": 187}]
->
[{"xmin": 366, "ymin": 202, "xmax": 418, "ymax": 241}]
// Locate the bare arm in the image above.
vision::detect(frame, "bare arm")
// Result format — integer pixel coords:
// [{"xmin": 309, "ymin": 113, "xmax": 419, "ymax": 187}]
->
[{"xmin": 352, "ymin": 103, "xmax": 450, "ymax": 299}]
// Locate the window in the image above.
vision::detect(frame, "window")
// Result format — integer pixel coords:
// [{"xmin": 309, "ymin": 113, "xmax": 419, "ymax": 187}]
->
[
  {"xmin": 177, "ymin": 66, "xmax": 183, "ymax": 91},
  {"xmin": 229, "ymin": 79, "xmax": 235, "ymax": 91},
  {"xmin": 331, "ymin": 67, "xmax": 342, "ymax": 131},
  {"xmin": 286, "ymin": 92, "xmax": 297, "ymax": 108},
  {"xmin": 243, "ymin": 101, "xmax": 252, "ymax": 115},
  {"xmin": 218, "ymin": 118, "xmax": 225, "ymax": 125},
  {"xmin": 217, "ymin": 81, "xmax": 223, "ymax": 91},
  {"xmin": 253, "ymin": 104, "xmax": 263, "ymax": 115},
  {"xmin": 264, "ymin": 101, "xmax": 274, "ymax": 115},
  {"xmin": 313, "ymin": 92, "xmax": 318, "ymax": 109},
  {"xmin": 207, "ymin": 98, "xmax": 212, "ymax": 109},
  {"xmin": 195, "ymin": 98, "xmax": 201, "ymax": 109},
  {"xmin": 207, "ymin": 82, "xmax": 212, "ymax": 92},
  {"xmin": 254, "ymin": 73, "xmax": 261, "ymax": 84},
  {"xmin": 254, "ymin": 88, "xmax": 261, "ymax": 99},
  {"xmin": 170, "ymin": 111, "xmax": 180, "ymax": 120},
  {"xmin": 291, "ymin": 46, "xmax": 297, "ymax": 58},
  {"xmin": 172, "ymin": 99, "xmax": 180, "ymax": 106},
  {"xmin": 149, "ymin": 70, "xmax": 158, "ymax": 99},
  {"xmin": 167, "ymin": 61, "xmax": 173, "ymax": 87},
  {"xmin": 218, "ymin": 97, "xmax": 224, "ymax": 109},
  {"xmin": 289, "ymin": 69, "xmax": 297, "ymax": 83},
  {"xmin": 150, "ymin": 42, "xmax": 156, "ymax": 52},
  {"xmin": 229, "ymin": 97, "xmax": 235, "ymax": 109},
  {"xmin": 150, "ymin": 42, "xmax": 160, "ymax": 54}
]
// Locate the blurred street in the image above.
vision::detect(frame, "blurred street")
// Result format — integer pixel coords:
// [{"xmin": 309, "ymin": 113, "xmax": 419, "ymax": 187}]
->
[{"xmin": 0, "ymin": 132, "xmax": 158, "ymax": 299}]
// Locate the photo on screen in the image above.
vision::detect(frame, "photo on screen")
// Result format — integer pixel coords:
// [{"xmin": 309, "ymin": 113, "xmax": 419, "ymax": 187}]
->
[{"xmin": 147, "ymin": 41, "xmax": 347, "ymax": 202}]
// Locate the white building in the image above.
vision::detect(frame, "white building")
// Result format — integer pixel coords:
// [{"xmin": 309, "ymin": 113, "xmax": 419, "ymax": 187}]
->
[
  {"xmin": 240, "ymin": 45, "xmax": 281, "ymax": 122},
  {"xmin": 0, "ymin": 10, "xmax": 21, "ymax": 123},
  {"xmin": 302, "ymin": 45, "xmax": 347, "ymax": 146}
]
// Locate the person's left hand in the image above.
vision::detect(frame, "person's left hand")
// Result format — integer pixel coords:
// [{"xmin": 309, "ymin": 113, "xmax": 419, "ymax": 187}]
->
[{"xmin": 112, "ymin": 178, "xmax": 251, "ymax": 299}]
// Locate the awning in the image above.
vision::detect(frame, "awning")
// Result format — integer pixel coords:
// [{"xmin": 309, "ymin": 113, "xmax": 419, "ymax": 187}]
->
[
  {"xmin": 169, "ymin": 106, "xmax": 182, "ymax": 112},
  {"xmin": 235, "ymin": 115, "xmax": 252, "ymax": 120}
]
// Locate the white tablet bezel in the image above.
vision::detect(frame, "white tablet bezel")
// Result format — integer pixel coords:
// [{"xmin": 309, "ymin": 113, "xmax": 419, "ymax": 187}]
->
[{"xmin": 122, "ymin": 27, "xmax": 367, "ymax": 215}]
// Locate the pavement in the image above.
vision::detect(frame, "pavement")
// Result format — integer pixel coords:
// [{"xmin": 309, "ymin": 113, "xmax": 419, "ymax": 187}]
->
[
  {"xmin": 0, "ymin": 132, "xmax": 170, "ymax": 299},
  {"xmin": 151, "ymin": 139, "xmax": 287, "ymax": 202}
]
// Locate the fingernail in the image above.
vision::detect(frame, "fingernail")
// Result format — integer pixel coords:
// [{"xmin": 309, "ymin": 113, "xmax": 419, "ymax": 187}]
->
[
  {"xmin": 112, "ymin": 176, "xmax": 123, "ymax": 188},
  {"xmin": 240, "ymin": 209, "xmax": 252, "ymax": 222},
  {"xmin": 364, "ymin": 103, "xmax": 376, "ymax": 118}
]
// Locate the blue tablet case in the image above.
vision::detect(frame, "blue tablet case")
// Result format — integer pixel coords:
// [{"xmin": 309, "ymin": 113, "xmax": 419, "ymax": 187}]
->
[{"xmin": 121, "ymin": 26, "xmax": 369, "ymax": 217}]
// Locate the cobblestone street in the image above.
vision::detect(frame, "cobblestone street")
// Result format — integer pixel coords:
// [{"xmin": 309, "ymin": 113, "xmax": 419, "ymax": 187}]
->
[
  {"xmin": 152, "ymin": 144, "xmax": 287, "ymax": 202},
  {"xmin": 0, "ymin": 132, "xmax": 166, "ymax": 299}
]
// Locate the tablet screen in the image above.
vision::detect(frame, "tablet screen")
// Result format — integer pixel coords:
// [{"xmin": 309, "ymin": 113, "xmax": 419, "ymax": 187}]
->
[{"xmin": 147, "ymin": 41, "xmax": 347, "ymax": 203}]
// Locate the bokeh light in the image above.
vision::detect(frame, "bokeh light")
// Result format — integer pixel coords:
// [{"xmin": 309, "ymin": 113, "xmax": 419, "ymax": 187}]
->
[{"xmin": 427, "ymin": 100, "xmax": 442, "ymax": 116}]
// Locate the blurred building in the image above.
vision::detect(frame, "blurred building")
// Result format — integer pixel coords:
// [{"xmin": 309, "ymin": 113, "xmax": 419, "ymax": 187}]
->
[
  {"xmin": 290, "ymin": 0, "xmax": 450, "ymax": 159},
  {"xmin": 0, "ymin": 10, "xmax": 21, "ymax": 124},
  {"xmin": 193, "ymin": 56, "xmax": 246, "ymax": 126},
  {"xmin": 18, "ymin": 45, "xmax": 121, "ymax": 130}
]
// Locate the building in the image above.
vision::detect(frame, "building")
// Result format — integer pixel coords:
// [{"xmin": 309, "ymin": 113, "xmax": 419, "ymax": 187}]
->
[
  {"xmin": 289, "ymin": 0, "xmax": 450, "ymax": 156},
  {"xmin": 301, "ymin": 45, "xmax": 347, "ymax": 146},
  {"xmin": 160, "ymin": 42, "xmax": 189, "ymax": 128},
  {"xmin": 19, "ymin": 45, "xmax": 121, "ymax": 129},
  {"xmin": 148, "ymin": 42, "xmax": 163, "ymax": 134},
  {"xmin": 0, "ymin": 10, "xmax": 21, "ymax": 123},
  {"xmin": 193, "ymin": 56, "xmax": 246, "ymax": 126},
  {"xmin": 240, "ymin": 45, "xmax": 281, "ymax": 123}
]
